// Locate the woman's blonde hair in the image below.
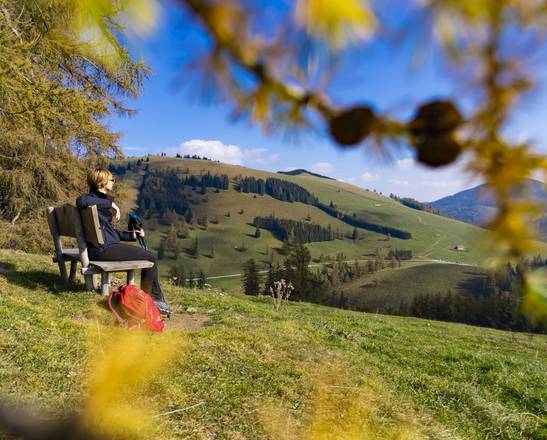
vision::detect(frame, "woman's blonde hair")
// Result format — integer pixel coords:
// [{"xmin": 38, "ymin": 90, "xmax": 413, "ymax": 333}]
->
[{"xmin": 87, "ymin": 168, "xmax": 113, "ymax": 190}]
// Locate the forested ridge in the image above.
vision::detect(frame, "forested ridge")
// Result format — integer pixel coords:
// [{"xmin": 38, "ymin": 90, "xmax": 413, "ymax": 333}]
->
[
  {"xmin": 239, "ymin": 176, "xmax": 412, "ymax": 239},
  {"xmin": 253, "ymin": 215, "xmax": 341, "ymax": 243},
  {"xmin": 133, "ymin": 166, "xmax": 230, "ymax": 220}
]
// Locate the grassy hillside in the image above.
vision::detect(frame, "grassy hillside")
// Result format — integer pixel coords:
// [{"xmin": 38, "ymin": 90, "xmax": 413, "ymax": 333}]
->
[
  {"xmin": 1, "ymin": 249, "xmax": 546, "ymax": 439},
  {"xmin": 114, "ymin": 157, "xmax": 509, "ymax": 282},
  {"xmin": 342, "ymin": 263, "xmax": 490, "ymax": 312}
]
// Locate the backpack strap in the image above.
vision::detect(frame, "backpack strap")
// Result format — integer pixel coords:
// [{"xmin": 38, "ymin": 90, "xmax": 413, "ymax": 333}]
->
[{"xmin": 107, "ymin": 289, "xmax": 129, "ymax": 329}]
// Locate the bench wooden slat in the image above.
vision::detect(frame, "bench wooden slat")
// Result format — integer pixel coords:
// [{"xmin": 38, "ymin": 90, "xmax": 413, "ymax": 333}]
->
[
  {"xmin": 80, "ymin": 205, "xmax": 104, "ymax": 245},
  {"xmin": 52, "ymin": 248, "xmax": 80, "ymax": 262},
  {"xmin": 89, "ymin": 260, "xmax": 154, "ymax": 272},
  {"xmin": 54, "ymin": 204, "xmax": 78, "ymax": 238}
]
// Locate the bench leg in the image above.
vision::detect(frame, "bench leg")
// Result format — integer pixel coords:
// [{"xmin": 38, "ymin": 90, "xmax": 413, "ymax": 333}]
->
[
  {"xmin": 84, "ymin": 274, "xmax": 95, "ymax": 291},
  {"xmin": 101, "ymin": 272, "xmax": 110, "ymax": 297},
  {"xmin": 127, "ymin": 270, "xmax": 136, "ymax": 285},
  {"xmin": 57, "ymin": 258, "xmax": 69, "ymax": 284},
  {"xmin": 69, "ymin": 261, "xmax": 78, "ymax": 284}
]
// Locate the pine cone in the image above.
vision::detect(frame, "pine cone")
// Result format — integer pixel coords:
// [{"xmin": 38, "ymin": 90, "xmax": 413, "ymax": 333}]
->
[
  {"xmin": 409, "ymin": 100, "xmax": 462, "ymax": 136},
  {"xmin": 416, "ymin": 133, "xmax": 462, "ymax": 167},
  {"xmin": 328, "ymin": 106, "xmax": 375, "ymax": 146}
]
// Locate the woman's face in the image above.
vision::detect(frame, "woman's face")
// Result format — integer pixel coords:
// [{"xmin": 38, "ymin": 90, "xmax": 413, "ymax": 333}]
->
[{"xmin": 104, "ymin": 175, "xmax": 115, "ymax": 192}]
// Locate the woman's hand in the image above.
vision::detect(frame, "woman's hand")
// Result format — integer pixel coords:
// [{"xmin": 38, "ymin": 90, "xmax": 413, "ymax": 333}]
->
[
  {"xmin": 133, "ymin": 228, "xmax": 145, "ymax": 239},
  {"xmin": 111, "ymin": 202, "xmax": 121, "ymax": 221}
]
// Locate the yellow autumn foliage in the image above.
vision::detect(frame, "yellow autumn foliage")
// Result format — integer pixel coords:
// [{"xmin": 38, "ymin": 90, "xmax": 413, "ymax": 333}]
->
[
  {"xmin": 295, "ymin": 0, "xmax": 376, "ymax": 49},
  {"xmin": 44, "ymin": 0, "xmax": 159, "ymax": 66},
  {"xmin": 523, "ymin": 268, "xmax": 547, "ymax": 325},
  {"xmin": 83, "ymin": 328, "xmax": 185, "ymax": 439}
]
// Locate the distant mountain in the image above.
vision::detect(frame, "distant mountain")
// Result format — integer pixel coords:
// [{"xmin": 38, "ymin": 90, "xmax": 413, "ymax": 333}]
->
[
  {"xmin": 277, "ymin": 169, "xmax": 335, "ymax": 180},
  {"xmin": 430, "ymin": 179, "xmax": 547, "ymax": 239}
]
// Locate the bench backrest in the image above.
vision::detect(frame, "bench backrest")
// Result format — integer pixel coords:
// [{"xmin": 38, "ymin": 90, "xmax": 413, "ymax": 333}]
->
[{"xmin": 46, "ymin": 204, "xmax": 104, "ymax": 268}]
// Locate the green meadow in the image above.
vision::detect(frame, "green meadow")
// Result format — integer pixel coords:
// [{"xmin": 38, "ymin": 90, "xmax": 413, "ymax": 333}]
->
[{"xmin": 0, "ymin": 249, "xmax": 545, "ymax": 439}]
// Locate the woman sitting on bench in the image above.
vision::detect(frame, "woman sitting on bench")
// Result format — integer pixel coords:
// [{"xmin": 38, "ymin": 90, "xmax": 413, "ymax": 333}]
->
[{"xmin": 76, "ymin": 168, "xmax": 172, "ymax": 316}]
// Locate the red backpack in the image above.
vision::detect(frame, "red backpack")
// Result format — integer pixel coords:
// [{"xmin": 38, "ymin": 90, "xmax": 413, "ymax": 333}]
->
[{"xmin": 108, "ymin": 284, "xmax": 165, "ymax": 332}]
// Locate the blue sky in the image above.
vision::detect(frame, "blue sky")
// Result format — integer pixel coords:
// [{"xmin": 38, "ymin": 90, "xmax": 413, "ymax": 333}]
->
[{"xmin": 111, "ymin": 1, "xmax": 547, "ymax": 202}]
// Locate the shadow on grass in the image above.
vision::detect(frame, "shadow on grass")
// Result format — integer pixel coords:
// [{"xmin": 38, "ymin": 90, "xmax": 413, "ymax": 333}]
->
[
  {"xmin": 457, "ymin": 270, "xmax": 488, "ymax": 297},
  {"xmin": 0, "ymin": 262, "xmax": 88, "ymax": 295}
]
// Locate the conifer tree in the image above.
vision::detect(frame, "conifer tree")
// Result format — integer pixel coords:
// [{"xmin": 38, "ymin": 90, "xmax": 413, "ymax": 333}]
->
[
  {"xmin": 283, "ymin": 243, "xmax": 312, "ymax": 301},
  {"xmin": 198, "ymin": 270, "xmax": 206, "ymax": 289},
  {"xmin": 262, "ymin": 264, "xmax": 277, "ymax": 296},
  {"xmin": 191, "ymin": 238, "xmax": 199, "ymax": 258},
  {"xmin": 177, "ymin": 220, "xmax": 189, "ymax": 238},
  {"xmin": 158, "ymin": 241, "xmax": 166, "ymax": 260},
  {"xmin": 242, "ymin": 259, "xmax": 260, "ymax": 295},
  {"xmin": 0, "ymin": 0, "xmax": 148, "ymax": 233},
  {"xmin": 174, "ymin": 241, "xmax": 181, "ymax": 260},
  {"xmin": 166, "ymin": 225, "xmax": 178, "ymax": 257}
]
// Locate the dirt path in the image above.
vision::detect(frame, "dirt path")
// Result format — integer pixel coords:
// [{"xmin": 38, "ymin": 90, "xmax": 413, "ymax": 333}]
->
[
  {"xmin": 165, "ymin": 313, "xmax": 210, "ymax": 332},
  {"xmin": 421, "ymin": 233, "xmax": 444, "ymax": 257},
  {"xmin": 201, "ymin": 256, "xmax": 478, "ymax": 281}
]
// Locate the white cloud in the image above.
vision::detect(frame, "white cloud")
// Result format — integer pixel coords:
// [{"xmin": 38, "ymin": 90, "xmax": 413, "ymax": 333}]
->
[
  {"xmin": 123, "ymin": 146, "xmax": 146, "ymax": 152},
  {"xmin": 345, "ymin": 177, "xmax": 356, "ymax": 183},
  {"xmin": 390, "ymin": 178, "xmax": 409, "ymax": 187},
  {"xmin": 170, "ymin": 139, "xmax": 279, "ymax": 166},
  {"xmin": 311, "ymin": 162, "xmax": 334, "ymax": 174},
  {"xmin": 178, "ymin": 139, "xmax": 243, "ymax": 165},
  {"xmin": 360, "ymin": 172, "xmax": 379, "ymax": 182},
  {"xmin": 420, "ymin": 179, "xmax": 463, "ymax": 189},
  {"xmin": 243, "ymin": 148, "xmax": 280, "ymax": 165},
  {"xmin": 516, "ymin": 131, "xmax": 529, "ymax": 144},
  {"xmin": 396, "ymin": 158, "xmax": 414, "ymax": 169}
]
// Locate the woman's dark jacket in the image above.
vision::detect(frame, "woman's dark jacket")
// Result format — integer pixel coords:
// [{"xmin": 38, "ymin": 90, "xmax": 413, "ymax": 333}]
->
[{"xmin": 76, "ymin": 189, "xmax": 135, "ymax": 256}]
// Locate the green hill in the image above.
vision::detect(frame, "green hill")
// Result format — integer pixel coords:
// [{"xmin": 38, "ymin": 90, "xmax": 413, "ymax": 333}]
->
[
  {"xmin": 113, "ymin": 157, "xmax": 502, "ymax": 282},
  {"xmin": 0, "ymin": 249, "xmax": 545, "ymax": 439},
  {"xmin": 341, "ymin": 262, "xmax": 490, "ymax": 312}
]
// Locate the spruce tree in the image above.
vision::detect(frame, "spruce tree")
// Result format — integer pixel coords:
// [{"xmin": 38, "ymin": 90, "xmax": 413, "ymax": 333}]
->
[
  {"xmin": 166, "ymin": 225, "xmax": 178, "ymax": 257},
  {"xmin": 158, "ymin": 241, "xmax": 166, "ymax": 260},
  {"xmin": 177, "ymin": 220, "xmax": 189, "ymax": 238},
  {"xmin": 188, "ymin": 271, "xmax": 195, "ymax": 288},
  {"xmin": 242, "ymin": 259, "xmax": 260, "ymax": 295},
  {"xmin": 283, "ymin": 243, "xmax": 312, "ymax": 301},
  {"xmin": 191, "ymin": 237, "xmax": 199, "ymax": 258},
  {"xmin": 174, "ymin": 241, "xmax": 181, "ymax": 260},
  {"xmin": 198, "ymin": 270, "xmax": 206, "ymax": 289},
  {"xmin": 255, "ymin": 226, "xmax": 261, "ymax": 238}
]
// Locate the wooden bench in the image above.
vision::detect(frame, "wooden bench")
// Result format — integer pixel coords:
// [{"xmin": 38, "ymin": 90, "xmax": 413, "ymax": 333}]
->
[{"xmin": 47, "ymin": 204, "xmax": 154, "ymax": 297}]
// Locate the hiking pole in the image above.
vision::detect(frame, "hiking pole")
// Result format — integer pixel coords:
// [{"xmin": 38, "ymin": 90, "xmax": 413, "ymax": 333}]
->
[{"xmin": 128, "ymin": 212, "xmax": 148, "ymax": 250}]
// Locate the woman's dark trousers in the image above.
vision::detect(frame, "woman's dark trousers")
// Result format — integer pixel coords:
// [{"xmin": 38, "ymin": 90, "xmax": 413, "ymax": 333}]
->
[{"xmin": 89, "ymin": 244, "xmax": 165, "ymax": 302}]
